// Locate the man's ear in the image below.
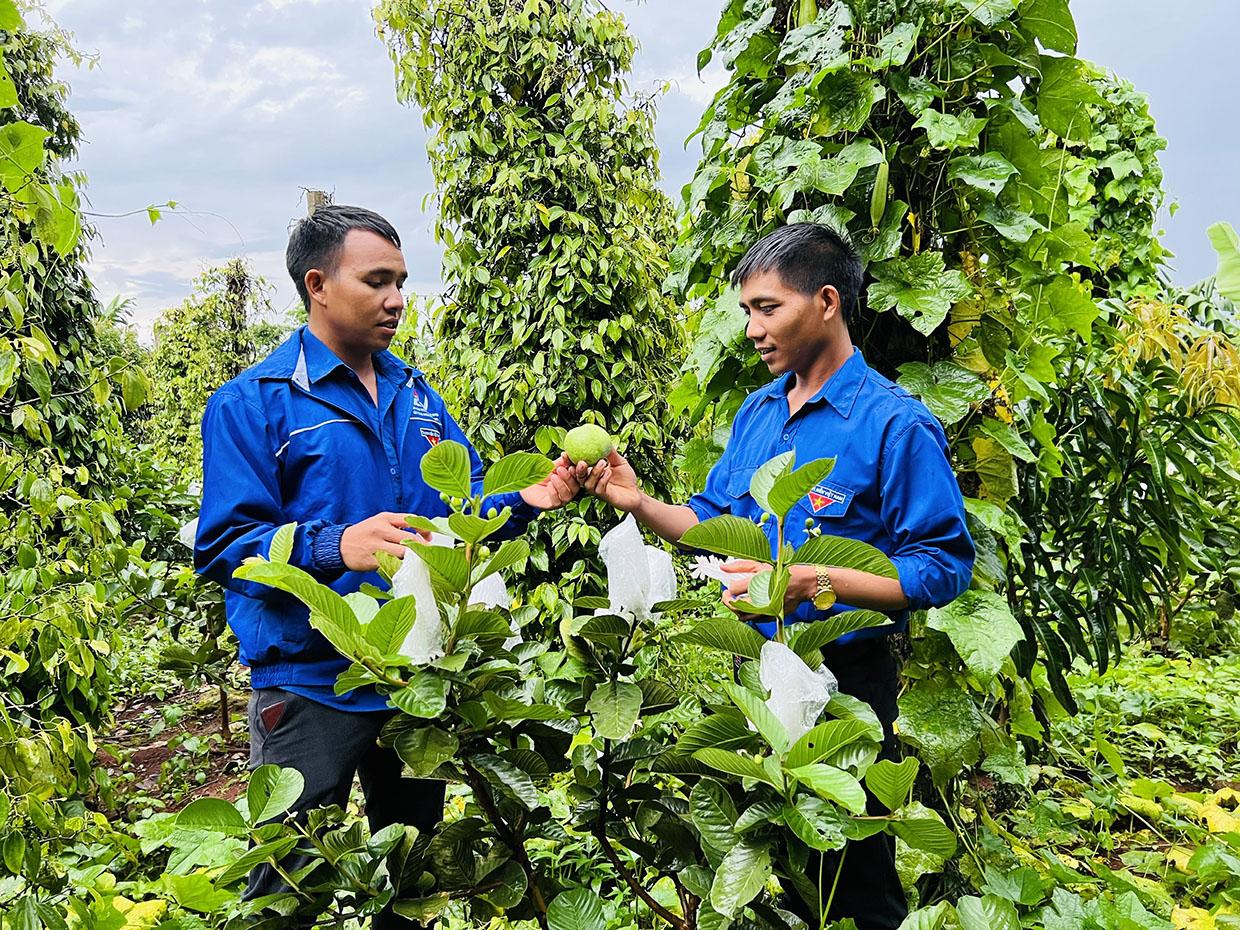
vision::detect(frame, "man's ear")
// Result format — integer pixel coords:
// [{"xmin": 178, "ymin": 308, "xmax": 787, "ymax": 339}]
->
[
  {"xmin": 304, "ymin": 269, "xmax": 327, "ymax": 311},
  {"xmin": 819, "ymin": 284, "xmax": 843, "ymax": 324}
]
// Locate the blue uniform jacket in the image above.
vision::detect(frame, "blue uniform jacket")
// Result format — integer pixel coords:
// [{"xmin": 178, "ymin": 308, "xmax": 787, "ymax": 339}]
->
[
  {"xmin": 686, "ymin": 348, "xmax": 975, "ymax": 641},
  {"xmin": 194, "ymin": 326, "xmax": 536, "ymax": 694}
]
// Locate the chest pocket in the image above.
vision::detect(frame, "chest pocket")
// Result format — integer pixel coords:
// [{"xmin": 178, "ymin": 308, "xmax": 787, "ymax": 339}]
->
[{"xmin": 796, "ymin": 479, "xmax": 856, "ymax": 521}]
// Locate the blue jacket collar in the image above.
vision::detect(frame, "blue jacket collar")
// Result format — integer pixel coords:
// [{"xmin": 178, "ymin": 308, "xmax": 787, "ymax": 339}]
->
[
  {"xmin": 763, "ymin": 347, "xmax": 868, "ymax": 419},
  {"xmin": 251, "ymin": 325, "xmax": 419, "ymax": 389}
]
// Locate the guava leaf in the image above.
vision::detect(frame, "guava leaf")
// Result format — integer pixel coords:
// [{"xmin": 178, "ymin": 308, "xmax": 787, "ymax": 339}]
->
[
  {"xmin": 587, "ymin": 681, "xmax": 643, "ymax": 741},
  {"xmin": 547, "ymin": 888, "xmax": 606, "ymax": 930},
  {"xmin": 483, "ymin": 451, "xmax": 553, "ymax": 495},
  {"xmin": 865, "ymin": 758, "xmax": 920, "ymax": 811},
  {"xmin": 420, "ymin": 439, "xmax": 472, "ymax": 499},
  {"xmin": 710, "ymin": 840, "xmax": 772, "ymax": 917},
  {"xmin": 246, "ymin": 764, "xmax": 304, "ymax": 825},
  {"xmin": 680, "ymin": 514, "xmax": 772, "ymax": 562}
]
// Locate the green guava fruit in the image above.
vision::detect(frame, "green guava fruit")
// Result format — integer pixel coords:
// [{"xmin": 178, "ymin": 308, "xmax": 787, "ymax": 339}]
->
[{"xmin": 563, "ymin": 424, "xmax": 614, "ymax": 465}]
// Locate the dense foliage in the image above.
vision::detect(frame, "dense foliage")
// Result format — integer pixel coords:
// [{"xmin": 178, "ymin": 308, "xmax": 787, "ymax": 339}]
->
[{"xmin": 374, "ymin": 0, "xmax": 686, "ymax": 594}]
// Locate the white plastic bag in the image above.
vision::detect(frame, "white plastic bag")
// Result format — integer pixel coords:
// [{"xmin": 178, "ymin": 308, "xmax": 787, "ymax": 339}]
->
[
  {"xmin": 759, "ymin": 640, "xmax": 838, "ymax": 743},
  {"xmin": 468, "ymin": 572, "xmax": 523, "ymax": 650},
  {"xmin": 177, "ymin": 516, "xmax": 198, "ymax": 550},
  {"xmin": 392, "ymin": 548, "xmax": 445, "ymax": 664},
  {"xmin": 597, "ymin": 514, "xmax": 677, "ymax": 621}
]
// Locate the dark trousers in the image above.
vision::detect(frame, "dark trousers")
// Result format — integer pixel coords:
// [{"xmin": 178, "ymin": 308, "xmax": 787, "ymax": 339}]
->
[
  {"xmin": 245, "ymin": 688, "xmax": 447, "ymax": 927},
  {"xmin": 782, "ymin": 638, "xmax": 908, "ymax": 930}
]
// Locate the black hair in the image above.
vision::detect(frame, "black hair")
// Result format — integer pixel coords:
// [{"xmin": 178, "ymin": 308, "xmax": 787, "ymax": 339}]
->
[
  {"xmin": 285, "ymin": 204, "xmax": 401, "ymax": 311},
  {"xmin": 730, "ymin": 222, "xmax": 863, "ymax": 324}
]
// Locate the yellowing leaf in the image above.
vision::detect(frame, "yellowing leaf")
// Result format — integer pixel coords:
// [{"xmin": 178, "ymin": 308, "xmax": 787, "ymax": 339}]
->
[{"xmin": 1172, "ymin": 906, "xmax": 1215, "ymax": 930}]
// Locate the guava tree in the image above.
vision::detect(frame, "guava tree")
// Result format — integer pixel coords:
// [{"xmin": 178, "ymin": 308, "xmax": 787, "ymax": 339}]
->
[
  {"xmin": 374, "ymin": 0, "xmax": 686, "ymax": 596},
  {"xmin": 176, "ymin": 445, "xmax": 953, "ymax": 929}
]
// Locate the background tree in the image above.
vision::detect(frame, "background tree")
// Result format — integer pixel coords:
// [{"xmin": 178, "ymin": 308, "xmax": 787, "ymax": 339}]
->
[
  {"xmin": 374, "ymin": 0, "xmax": 686, "ymax": 595},
  {"xmin": 145, "ymin": 259, "xmax": 284, "ymax": 481}
]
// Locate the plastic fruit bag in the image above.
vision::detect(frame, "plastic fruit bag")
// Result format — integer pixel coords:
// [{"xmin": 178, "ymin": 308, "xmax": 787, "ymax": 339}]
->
[
  {"xmin": 598, "ymin": 514, "xmax": 677, "ymax": 621},
  {"xmin": 392, "ymin": 548, "xmax": 445, "ymax": 664},
  {"xmin": 759, "ymin": 640, "xmax": 838, "ymax": 743}
]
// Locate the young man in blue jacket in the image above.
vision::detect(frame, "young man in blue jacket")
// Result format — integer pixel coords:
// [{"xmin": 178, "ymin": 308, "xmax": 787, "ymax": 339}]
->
[
  {"xmin": 194, "ymin": 205, "xmax": 581, "ymax": 916},
  {"xmin": 585, "ymin": 223, "xmax": 975, "ymax": 929}
]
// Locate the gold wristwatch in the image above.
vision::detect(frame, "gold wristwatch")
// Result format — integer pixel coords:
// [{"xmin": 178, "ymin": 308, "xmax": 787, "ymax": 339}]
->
[{"xmin": 812, "ymin": 564, "xmax": 836, "ymax": 610}]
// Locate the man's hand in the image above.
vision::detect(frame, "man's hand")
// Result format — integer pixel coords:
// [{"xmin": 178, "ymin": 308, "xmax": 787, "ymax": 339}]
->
[
  {"xmin": 519, "ymin": 454, "xmax": 583, "ymax": 511},
  {"xmin": 583, "ymin": 449, "xmax": 643, "ymax": 512},
  {"xmin": 340, "ymin": 513, "xmax": 430, "ymax": 572},
  {"xmin": 720, "ymin": 561, "xmax": 817, "ymax": 617}
]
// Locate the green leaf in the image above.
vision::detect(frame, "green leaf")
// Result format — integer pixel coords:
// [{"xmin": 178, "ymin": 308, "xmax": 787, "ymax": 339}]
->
[
  {"xmin": 233, "ymin": 560, "xmax": 368, "ymax": 658},
  {"xmin": 1036, "ymin": 55, "xmax": 1102, "ymax": 142},
  {"xmin": 447, "ymin": 509, "xmax": 510, "ymax": 545},
  {"xmin": 895, "ymin": 902, "xmax": 951, "ymax": 929},
  {"xmin": 972, "ymin": 436, "xmax": 1018, "ymax": 502},
  {"xmin": 748, "ymin": 451, "xmax": 795, "ymax": 513},
  {"xmin": 789, "ymin": 763, "xmax": 867, "ymax": 814},
  {"xmin": 793, "ymin": 534, "xmax": 897, "ymax": 578},
  {"xmin": 681, "ymin": 514, "xmax": 773, "ymax": 562},
  {"xmin": 768, "ymin": 457, "xmax": 836, "ymax": 519},
  {"xmin": 455, "ymin": 609, "xmax": 512, "ymax": 641},
  {"xmin": 870, "ymin": 22, "xmax": 919, "ymax": 68},
  {"xmin": 926, "ymin": 590, "xmax": 1024, "ymax": 685},
  {"xmin": 0, "ymin": 122, "xmax": 49, "ymax": 194},
  {"xmin": 691, "ymin": 778, "xmax": 739, "ymax": 853},
  {"xmin": 956, "ymin": 896, "xmax": 1020, "ymax": 930},
  {"xmin": 891, "ymin": 805, "xmax": 958, "ymax": 858},
  {"xmin": 366, "ymin": 596, "xmax": 418, "ymax": 654},
  {"xmin": 913, "ymin": 109, "xmax": 985, "ymax": 150},
  {"xmin": 898, "ymin": 682, "xmax": 983, "ymax": 785},
  {"xmin": 738, "ymin": 567, "xmax": 789, "ymax": 617},
  {"xmin": 483, "ymin": 451, "xmax": 554, "ymax": 495},
  {"xmin": 693, "ymin": 748, "xmax": 780, "ymax": 787},
  {"xmin": 176, "ymin": 798, "xmax": 248, "ymax": 836},
  {"xmin": 394, "ymin": 726, "xmax": 458, "ymax": 777},
  {"xmin": 788, "ymin": 719, "xmax": 882, "ymax": 769},
  {"xmin": 978, "ymin": 202, "xmax": 1044, "ymax": 242},
  {"xmin": 389, "ymin": 670, "xmax": 449, "ymax": 718},
  {"xmin": 392, "ymin": 895, "xmax": 453, "ymax": 925},
  {"xmin": 547, "ymin": 888, "xmax": 606, "ymax": 930},
  {"xmin": 216, "ymin": 836, "xmax": 300, "ymax": 887},
  {"xmin": 778, "ymin": 7, "xmax": 851, "ymax": 68},
  {"xmin": 587, "ymin": 681, "xmax": 644, "ymax": 741},
  {"xmin": 0, "ymin": 63, "xmax": 17, "ymax": 110},
  {"xmin": 472, "ymin": 753, "xmax": 539, "ymax": 810},
  {"xmin": 1021, "ymin": 0, "xmax": 1077, "ymax": 55},
  {"xmin": 710, "ymin": 840, "xmax": 772, "ymax": 918},
  {"xmin": 246, "ymin": 764, "xmax": 304, "ymax": 825},
  {"xmin": 1207, "ymin": 221, "xmax": 1240, "ymax": 301},
  {"xmin": 977, "ymin": 417, "xmax": 1036, "ymax": 463},
  {"xmin": 868, "ymin": 253, "xmax": 972, "ymax": 335},
  {"xmin": 813, "ymin": 71, "xmax": 885, "ymax": 135},
  {"xmin": 865, "ymin": 758, "xmax": 919, "ymax": 811},
  {"xmin": 25, "ymin": 359, "xmax": 49, "ymax": 402},
  {"xmin": 953, "ymin": 0, "xmax": 1016, "ymax": 27},
  {"xmin": 948, "ymin": 154, "xmax": 1017, "ymax": 195},
  {"xmin": 800, "ymin": 141, "xmax": 884, "ymax": 196},
  {"xmin": 677, "ymin": 711, "xmax": 760, "ymax": 753},
  {"xmin": 725, "ymin": 682, "xmax": 789, "ymax": 754},
  {"xmin": 411, "ymin": 543, "xmax": 470, "ymax": 593},
  {"xmin": 420, "ymin": 439, "xmax": 472, "ymax": 499},
  {"xmin": 895, "ymin": 361, "xmax": 990, "ymax": 425},
  {"xmin": 474, "ymin": 538, "xmax": 529, "ymax": 583},
  {"xmin": 162, "ymin": 873, "xmax": 233, "ymax": 913},
  {"xmin": 270, "ymin": 522, "xmax": 296, "ymax": 564},
  {"xmin": 0, "ymin": 1, "xmax": 26, "ymax": 31},
  {"xmin": 675, "ymin": 619, "xmax": 767, "ymax": 662},
  {"xmin": 483, "ymin": 694, "xmax": 571, "ymax": 721},
  {"xmin": 782, "ymin": 796, "xmax": 850, "ymax": 851},
  {"xmin": 120, "ymin": 367, "xmax": 150, "ymax": 411},
  {"xmin": 788, "ymin": 611, "xmax": 892, "ymax": 664}
]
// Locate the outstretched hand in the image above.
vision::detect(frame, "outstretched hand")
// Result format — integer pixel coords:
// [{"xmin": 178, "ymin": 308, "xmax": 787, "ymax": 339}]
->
[
  {"xmin": 340, "ymin": 512, "xmax": 432, "ymax": 572},
  {"xmin": 582, "ymin": 449, "xmax": 642, "ymax": 512},
  {"xmin": 519, "ymin": 453, "xmax": 585, "ymax": 511}
]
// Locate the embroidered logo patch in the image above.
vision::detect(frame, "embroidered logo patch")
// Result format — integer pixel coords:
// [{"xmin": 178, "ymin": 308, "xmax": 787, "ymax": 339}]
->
[
  {"xmin": 412, "ymin": 390, "xmax": 430, "ymax": 412},
  {"xmin": 420, "ymin": 427, "xmax": 441, "ymax": 447},
  {"xmin": 808, "ymin": 482, "xmax": 852, "ymax": 514}
]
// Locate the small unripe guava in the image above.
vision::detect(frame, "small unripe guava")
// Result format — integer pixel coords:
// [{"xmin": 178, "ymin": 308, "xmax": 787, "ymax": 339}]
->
[{"xmin": 563, "ymin": 423, "xmax": 614, "ymax": 465}]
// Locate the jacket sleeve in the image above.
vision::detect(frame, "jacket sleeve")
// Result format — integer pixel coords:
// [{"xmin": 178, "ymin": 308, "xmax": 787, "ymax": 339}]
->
[
  {"xmin": 194, "ymin": 388, "xmax": 349, "ymax": 597},
  {"xmin": 439, "ymin": 406, "xmax": 540, "ymax": 540},
  {"xmin": 879, "ymin": 418, "xmax": 976, "ymax": 610}
]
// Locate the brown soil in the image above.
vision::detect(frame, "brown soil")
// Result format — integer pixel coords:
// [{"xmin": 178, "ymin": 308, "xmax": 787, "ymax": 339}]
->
[{"xmin": 97, "ymin": 684, "xmax": 249, "ymax": 814}]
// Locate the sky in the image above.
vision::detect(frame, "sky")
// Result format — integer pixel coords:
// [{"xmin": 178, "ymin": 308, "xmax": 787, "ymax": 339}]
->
[{"xmin": 39, "ymin": 0, "xmax": 1240, "ymax": 337}]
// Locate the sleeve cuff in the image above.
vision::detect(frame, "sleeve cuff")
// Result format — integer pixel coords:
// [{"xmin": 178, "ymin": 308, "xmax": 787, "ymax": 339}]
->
[
  {"xmin": 309, "ymin": 522, "xmax": 348, "ymax": 573},
  {"xmin": 890, "ymin": 555, "xmax": 928, "ymax": 611}
]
